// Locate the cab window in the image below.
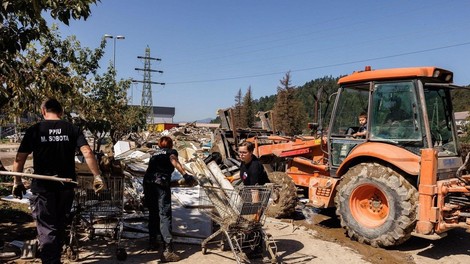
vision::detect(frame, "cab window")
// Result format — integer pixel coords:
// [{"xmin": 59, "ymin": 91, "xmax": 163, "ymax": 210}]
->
[
  {"xmin": 330, "ymin": 86, "xmax": 369, "ymax": 136},
  {"xmin": 369, "ymin": 81, "xmax": 422, "ymax": 142}
]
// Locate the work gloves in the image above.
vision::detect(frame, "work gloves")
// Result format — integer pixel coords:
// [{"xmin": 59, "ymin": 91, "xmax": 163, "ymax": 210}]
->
[
  {"xmin": 93, "ymin": 175, "xmax": 105, "ymax": 193},
  {"xmin": 12, "ymin": 183, "xmax": 27, "ymax": 199},
  {"xmin": 182, "ymin": 173, "xmax": 198, "ymax": 186}
]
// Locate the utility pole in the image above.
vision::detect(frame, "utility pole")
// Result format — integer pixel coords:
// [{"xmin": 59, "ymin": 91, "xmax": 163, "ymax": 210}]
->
[
  {"xmin": 103, "ymin": 34, "xmax": 125, "ymax": 70},
  {"xmin": 133, "ymin": 46, "xmax": 165, "ymax": 124}
]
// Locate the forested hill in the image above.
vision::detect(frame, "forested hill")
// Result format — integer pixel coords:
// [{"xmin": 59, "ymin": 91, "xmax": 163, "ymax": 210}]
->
[
  {"xmin": 252, "ymin": 76, "xmax": 470, "ymax": 119},
  {"xmin": 451, "ymin": 87, "xmax": 470, "ymax": 112}
]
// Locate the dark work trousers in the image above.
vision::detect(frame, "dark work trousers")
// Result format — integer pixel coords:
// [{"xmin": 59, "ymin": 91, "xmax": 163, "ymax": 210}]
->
[
  {"xmin": 30, "ymin": 189, "xmax": 75, "ymax": 264},
  {"xmin": 143, "ymin": 182, "xmax": 173, "ymax": 245}
]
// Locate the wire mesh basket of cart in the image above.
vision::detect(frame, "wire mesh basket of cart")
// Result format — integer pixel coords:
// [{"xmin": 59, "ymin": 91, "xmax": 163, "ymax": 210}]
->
[
  {"xmin": 65, "ymin": 174, "xmax": 127, "ymax": 261},
  {"xmin": 199, "ymin": 184, "xmax": 278, "ymax": 263}
]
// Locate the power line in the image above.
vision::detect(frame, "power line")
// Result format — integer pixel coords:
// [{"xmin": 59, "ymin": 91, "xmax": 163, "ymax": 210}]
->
[
  {"xmin": 166, "ymin": 41, "xmax": 470, "ymax": 85},
  {"xmin": 164, "ymin": 3, "xmax": 464, "ymax": 68}
]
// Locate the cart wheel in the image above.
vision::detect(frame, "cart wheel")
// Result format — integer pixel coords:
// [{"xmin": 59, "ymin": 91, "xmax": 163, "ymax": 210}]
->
[
  {"xmin": 66, "ymin": 247, "xmax": 79, "ymax": 261},
  {"xmin": 116, "ymin": 248, "xmax": 127, "ymax": 261},
  {"xmin": 219, "ymin": 241, "xmax": 228, "ymax": 251}
]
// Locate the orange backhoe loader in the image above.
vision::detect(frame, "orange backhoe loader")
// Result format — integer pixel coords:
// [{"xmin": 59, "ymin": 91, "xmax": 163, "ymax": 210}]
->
[{"xmin": 247, "ymin": 66, "xmax": 470, "ymax": 247}]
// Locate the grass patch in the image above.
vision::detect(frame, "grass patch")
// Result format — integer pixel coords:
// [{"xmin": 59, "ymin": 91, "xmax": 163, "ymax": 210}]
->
[
  {"xmin": 0, "ymin": 200, "xmax": 36, "ymax": 244},
  {"xmin": 0, "ymin": 183, "xmax": 12, "ymax": 196}
]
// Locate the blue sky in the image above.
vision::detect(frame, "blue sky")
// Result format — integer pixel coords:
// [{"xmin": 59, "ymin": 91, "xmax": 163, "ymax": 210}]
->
[{"xmin": 54, "ymin": 0, "xmax": 470, "ymax": 122}]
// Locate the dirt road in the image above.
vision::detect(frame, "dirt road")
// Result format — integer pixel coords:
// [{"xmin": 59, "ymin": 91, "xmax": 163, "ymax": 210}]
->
[{"xmin": 3, "ymin": 212, "xmax": 470, "ymax": 264}]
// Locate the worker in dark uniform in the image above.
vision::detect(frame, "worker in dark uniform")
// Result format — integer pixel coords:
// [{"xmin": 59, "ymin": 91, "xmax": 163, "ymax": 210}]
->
[
  {"xmin": 238, "ymin": 141, "xmax": 269, "ymax": 186},
  {"xmin": 12, "ymin": 98, "xmax": 102, "ymax": 264},
  {"xmin": 143, "ymin": 136, "xmax": 196, "ymax": 262},
  {"xmin": 238, "ymin": 141, "xmax": 270, "ymax": 259}
]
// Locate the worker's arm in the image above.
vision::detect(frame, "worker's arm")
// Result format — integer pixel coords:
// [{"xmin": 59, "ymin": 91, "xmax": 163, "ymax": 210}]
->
[
  {"xmin": 12, "ymin": 152, "xmax": 29, "ymax": 184},
  {"xmin": 11, "ymin": 152, "xmax": 29, "ymax": 198},
  {"xmin": 170, "ymin": 154, "xmax": 197, "ymax": 186},
  {"xmin": 80, "ymin": 145, "xmax": 101, "ymax": 176},
  {"xmin": 80, "ymin": 145, "xmax": 104, "ymax": 192},
  {"xmin": 169, "ymin": 154, "xmax": 186, "ymax": 175}
]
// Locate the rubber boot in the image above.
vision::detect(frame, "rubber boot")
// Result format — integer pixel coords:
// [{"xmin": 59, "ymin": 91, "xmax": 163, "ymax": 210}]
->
[
  {"xmin": 148, "ymin": 238, "xmax": 159, "ymax": 251},
  {"xmin": 161, "ymin": 242, "xmax": 181, "ymax": 262}
]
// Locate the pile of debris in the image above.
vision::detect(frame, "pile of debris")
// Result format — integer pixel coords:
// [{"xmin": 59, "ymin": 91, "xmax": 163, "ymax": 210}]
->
[
  {"xmin": 107, "ymin": 125, "xmax": 228, "ymax": 209},
  {"xmin": 1, "ymin": 124, "xmax": 245, "ymax": 247},
  {"xmin": 77, "ymin": 124, "xmax": 243, "ymax": 242}
]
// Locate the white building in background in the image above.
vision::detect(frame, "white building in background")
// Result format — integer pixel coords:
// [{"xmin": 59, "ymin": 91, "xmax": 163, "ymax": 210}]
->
[
  {"xmin": 149, "ymin": 106, "xmax": 175, "ymax": 124},
  {"xmin": 455, "ymin": 111, "xmax": 470, "ymax": 133},
  {"xmin": 130, "ymin": 105, "xmax": 175, "ymax": 124}
]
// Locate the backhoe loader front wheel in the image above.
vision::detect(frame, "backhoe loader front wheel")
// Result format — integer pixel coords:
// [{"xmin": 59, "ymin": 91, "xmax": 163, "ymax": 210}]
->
[
  {"xmin": 266, "ymin": 171, "xmax": 297, "ymax": 218},
  {"xmin": 335, "ymin": 163, "xmax": 418, "ymax": 247}
]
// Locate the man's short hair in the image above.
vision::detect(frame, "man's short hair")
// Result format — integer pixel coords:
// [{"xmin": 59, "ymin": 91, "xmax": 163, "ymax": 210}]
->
[{"xmin": 41, "ymin": 98, "xmax": 63, "ymax": 114}]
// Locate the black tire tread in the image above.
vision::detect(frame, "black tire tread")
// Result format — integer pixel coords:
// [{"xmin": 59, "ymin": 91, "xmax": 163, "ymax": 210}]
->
[
  {"xmin": 266, "ymin": 171, "xmax": 297, "ymax": 218},
  {"xmin": 334, "ymin": 162, "xmax": 418, "ymax": 247}
]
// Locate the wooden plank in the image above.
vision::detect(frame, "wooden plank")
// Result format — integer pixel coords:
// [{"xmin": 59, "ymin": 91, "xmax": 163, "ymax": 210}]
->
[
  {"xmin": 207, "ymin": 161, "xmax": 234, "ymax": 190},
  {"xmin": 0, "ymin": 171, "xmax": 76, "ymax": 184}
]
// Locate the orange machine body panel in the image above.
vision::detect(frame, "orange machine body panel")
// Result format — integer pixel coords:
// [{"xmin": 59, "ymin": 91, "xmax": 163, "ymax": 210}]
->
[
  {"xmin": 337, "ymin": 142, "xmax": 421, "ymax": 177},
  {"xmin": 338, "ymin": 67, "xmax": 453, "ymax": 85}
]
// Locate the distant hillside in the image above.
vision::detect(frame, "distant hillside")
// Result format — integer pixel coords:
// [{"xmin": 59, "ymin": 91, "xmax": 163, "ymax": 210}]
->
[
  {"xmin": 252, "ymin": 75, "xmax": 340, "ymax": 122},
  {"xmin": 451, "ymin": 86, "xmax": 470, "ymax": 112},
  {"xmin": 196, "ymin": 117, "xmax": 214, "ymax": 123},
  {"xmin": 177, "ymin": 117, "xmax": 214, "ymax": 123},
  {"xmin": 252, "ymin": 76, "xmax": 470, "ymax": 121},
  {"xmin": 193, "ymin": 77, "xmax": 470, "ymax": 126}
]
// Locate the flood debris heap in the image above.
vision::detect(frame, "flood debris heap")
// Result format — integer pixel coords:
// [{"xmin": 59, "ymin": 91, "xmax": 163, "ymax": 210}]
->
[
  {"xmin": 73, "ymin": 122, "xmax": 246, "ymax": 243},
  {"xmin": 1, "ymin": 119, "xmax": 279, "ymax": 261}
]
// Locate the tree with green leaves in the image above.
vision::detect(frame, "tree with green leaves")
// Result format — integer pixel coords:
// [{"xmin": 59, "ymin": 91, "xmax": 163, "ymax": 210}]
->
[
  {"xmin": 1, "ymin": 0, "xmax": 100, "ymax": 109},
  {"xmin": 274, "ymin": 72, "xmax": 307, "ymax": 135},
  {"xmin": 296, "ymin": 76, "xmax": 340, "ymax": 129},
  {"xmin": 232, "ymin": 88, "xmax": 243, "ymax": 128},
  {"xmin": 256, "ymin": 95, "xmax": 276, "ymax": 112},
  {"xmin": 1, "ymin": 25, "xmax": 106, "ymax": 130},
  {"xmin": 1, "ymin": 22, "xmax": 145, "ymax": 151},
  {"xmin": 241, "ymin": 86, "xmax": 255, "ymax": 128},
  {"xmin": 75, "ymin": 63, "xmax": 147, "ymax": 150}
]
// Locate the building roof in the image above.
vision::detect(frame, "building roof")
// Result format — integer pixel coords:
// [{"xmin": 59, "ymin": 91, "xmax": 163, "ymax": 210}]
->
[
  {"xmin": 129, "ymin": 105, "xmax": 175, "ymax": 117},
  {"xmin": 152, "ymin": 106, "xmax": 175, "ymax": 116}
]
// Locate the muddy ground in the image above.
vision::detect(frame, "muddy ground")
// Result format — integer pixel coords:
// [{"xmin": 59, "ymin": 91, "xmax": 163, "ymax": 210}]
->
[{"xmin": 1, "ymin": 143, "xmax": 469, "ymax": 264}]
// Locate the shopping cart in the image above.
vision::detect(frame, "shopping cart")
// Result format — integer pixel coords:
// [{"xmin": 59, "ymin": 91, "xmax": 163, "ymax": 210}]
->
[
  {"xmin": 65, "ymin": 174, "xmax": 127, "ymax": 261},
  {"xmin": 200, "ymin": 184, "xmax": 278, "ymax": 263}
]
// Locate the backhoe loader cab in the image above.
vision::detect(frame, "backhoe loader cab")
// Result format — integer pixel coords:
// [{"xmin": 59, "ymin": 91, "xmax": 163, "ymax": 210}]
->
[{"xmin": 330, "ymin": 67, "xmax": 460, "ymax": 174}]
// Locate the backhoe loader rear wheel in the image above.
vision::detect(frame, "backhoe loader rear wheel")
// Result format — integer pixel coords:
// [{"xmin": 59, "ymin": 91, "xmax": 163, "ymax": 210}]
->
[
  {"xmin": 266, "ymin": 171, "xmax": 297, "ymax": 218},
  {"xmin": 334, "ymin": 163, "xmax": 418, "ymax": 247}
]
